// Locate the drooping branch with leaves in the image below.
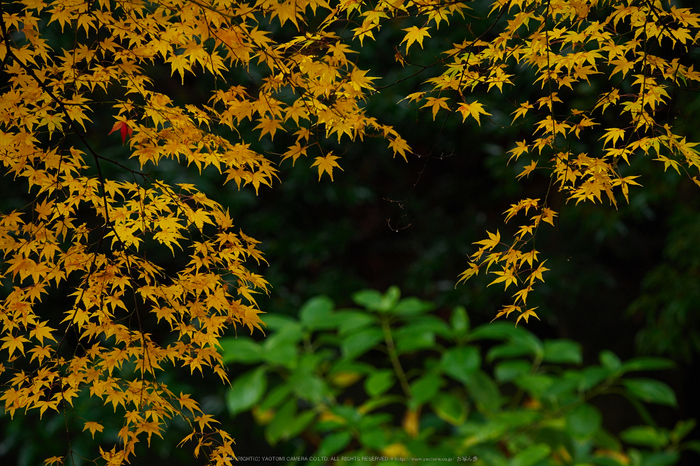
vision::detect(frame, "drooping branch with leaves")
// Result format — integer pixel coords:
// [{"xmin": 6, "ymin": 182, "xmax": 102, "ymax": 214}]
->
[{"xmin": 1, "ymin": 0, "xmax": 700, "ymax": 464}]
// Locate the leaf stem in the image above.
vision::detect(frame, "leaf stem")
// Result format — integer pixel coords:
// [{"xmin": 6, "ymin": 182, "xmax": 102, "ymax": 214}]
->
[{"xmin": 380, "ymin": 315, "xmax": 412, "ymax": 399}]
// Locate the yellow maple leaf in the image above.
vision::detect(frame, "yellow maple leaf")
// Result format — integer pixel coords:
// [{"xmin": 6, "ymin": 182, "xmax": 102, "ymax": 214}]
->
[
  {"xmin": 388, "ymin": 136, "xmax": 411, "ymax": 161},
  {"xmin": 177, "ymin": 392, "xmax": 202, "ymax": 415},
  {"xmin": 281, "ymin": 142, "xmax": 307, "ymax": 165},
  {"xmin": 83, "ymin": 421, "xmax": 104, "ymax": 439},
  {"xmin": 44, "ymin": 457, "xmax": 64, "ymax": 466},
  {"xmin": 255, "ymin": 117, "xmax": 284, "ymax": 140},
  {"xmin": 421, "ymin": 97, "xmax": 450, "ymax": 120},
  {"xmin": 517, "ymin": 160, "xmax": 538, "ymax": 179},
  {"xmin": 276, "ymin": 0, "xmax": 306, "ymax": 27},
  {"xmin": 136, "ymin": 420, "xmax": 164, "ymax": 446},
  {"xmin": 311, "ymin": 153, "xmax": 343, "ymax": 181},
  {"xmin": 473, "ymin": 230, "xmax": 501, "ymax": 250},
  {"xmin": 1, "ymin": 334, "xmax": 30, "ymax": 358},
  {"xmin": 529, "ymin": 260, "xmax": 549, "ymax": 284},
  {"xmin": 488, "ymin": 266, "xmax": 518, "ymax": 290},
  {"xmin": 30, "ymin": 322, "xmax": 57, "ymax": 345},
  {"xmin": 401, "ymin": 26, "xmax": 431, "ymax": 53},
  {"xmin": 194, "ymin": 413, "xmax": 220, "ymax": 432},
  {"xmin": 511, "ymin": 101, "xmax": 533, "ymax": 123},
  {"xmin": 600, "ymin": 127, "xmax": 626, "ymax": 147},
  {"xmin": 456, "ymin": 101, "xmax": 491, "ymax": 126},
  {"xmin": 457, "ymin": 262, "xmax": 480, "ymax": 284},
  {"xmin": 492, "ymin": 304, "xmax": 521, "ymax": 321},
  {"xmin": 516, "ymin": 308, "xmax": 540, "ymax": 326},
  {"xmin": 167, "ymin": 54, "xmax": 193, "ymax": 84}
]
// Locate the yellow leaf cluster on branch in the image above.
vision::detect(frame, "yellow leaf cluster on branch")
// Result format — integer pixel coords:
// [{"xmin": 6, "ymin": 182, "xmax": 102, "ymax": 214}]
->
[
  {"xmin": 2, "ymin": 0, "xmax": 700, "ymax": 462},
  {"xmin": 1, "ymin": 0, "xmax": 425, "ymax": 459},
  {"xmin": 442, "ymin": 0, "xmax": 700, "ymax": 324}
]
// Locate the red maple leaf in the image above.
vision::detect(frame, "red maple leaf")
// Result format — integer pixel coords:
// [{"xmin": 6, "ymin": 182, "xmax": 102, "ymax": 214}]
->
[{"xmin": 109, "ymin": 121, "xmax": 133, "ymax": 144}]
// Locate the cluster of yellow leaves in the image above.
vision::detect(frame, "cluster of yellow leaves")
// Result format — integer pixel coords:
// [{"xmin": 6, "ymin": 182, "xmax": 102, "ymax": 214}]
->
[
  {"xmin": 447, "ymin": 0, "xmax": 700, "ymax": 322},
  {"xmin": 0, "ymin": 0, "xmax": 418, "ymax": 462},
  {"xmin": 0, "ymin": 143, "xmax": 267, "ymax": 462}
]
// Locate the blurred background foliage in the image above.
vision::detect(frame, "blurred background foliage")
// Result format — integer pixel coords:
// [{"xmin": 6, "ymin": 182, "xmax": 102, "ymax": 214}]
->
[
  {"xmin": 3, "ymin": 0, "xmax": 700, "ymax": 464},
  {"xmin": 213, "ymin": 289, "xmax": 698, "ymax": 466}
]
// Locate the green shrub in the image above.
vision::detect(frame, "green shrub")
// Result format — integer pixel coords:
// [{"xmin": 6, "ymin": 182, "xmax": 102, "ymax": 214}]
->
[{"xmin": 220, "ymin": 287, "xmax": 698, "ymax": 465}]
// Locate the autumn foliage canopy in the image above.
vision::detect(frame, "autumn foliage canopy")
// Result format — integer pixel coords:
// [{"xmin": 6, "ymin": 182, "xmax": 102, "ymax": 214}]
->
[{"xmin": 1, "ymin": 0, "xmax": 700, "ymax": 463}]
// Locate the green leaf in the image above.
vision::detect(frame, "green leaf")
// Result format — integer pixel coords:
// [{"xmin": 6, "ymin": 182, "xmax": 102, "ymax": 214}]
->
[
  {"xmin": 541, "ymin": 377, "xmax": 579, "ymax": 400},
  {"xmin": 515, "ymin": 374, "xmax": 554, "ymax": 400},
  {"xmin": 263, "ymin": 314, "xmax": 301, "ymax": 332},
  {"xmin": 593, "ymin": 429, "xmax": 623, "ymax": 452},
  {"xmin": 341, "ymin": 327, "xmax": 384, "ymax": 359},
  {"xmin": 623, "ymin": 378, "xmax": 678, "ymax": 407},
  {"xmin": 450, "ymin": 306, "xmax": 469, "ymax": 337},
  {"xmin": 289, "ymin": 369, "xmax": 328, "ymax": 404},
  {"xmin": 600, "ymin": 350, "xmax": 622, "ymax": 372},
  {"xmin": 395, "ymin": 324, "xmax": 435, "ymax": 354},
  {"xmin": 568, "ymin": 366, "xmax": 611, "ymax": 391},
  {"xmin": 285, "ymin": 410, "xmax": 316, "ymax": 442},
  {"xmin": 300, "ymin": 295, "xmax": 335, "ymax": 331},
  {"xmin": 670, "ymin": 419, "xmax": 696, "ymax": 443},
  {"xmin": 261, "ymin": 342, "xmax": 298, "ymax": 367},
  {"xmin": 351, "ymin": 289, "xmax": 383, "ymax": 310},
  {"xmin": 566, "ymin": 403, "xmax": 602, "ymax": 439},
  {"xmin": 298, "ymin": 352, "xmax": 326, "ymax": 372},
  {"xmin": 358, "ymin": 395, "xmax": 403, "ymax": 414},
  {"xmin": 410, "ymin": 315, "xmax": 452, "ymax": 338},
  {"xmin": 360, "ymin": 412, "xmax": 393, "ymax": 430},
  {"xmin": 470, "ymin": 322, "xmax": 523, "ymax": 341},
  {"xmin": 335, "ymin": 311, "xmax": 378, "ymax": 335},
  {"xmin": 620, "ymin": 426, "xmax": 669, "ymax": 448},
  {"xmin": 266, "ymin": 402, "xmax": 315, "ymax": 445},
  {"xmin": 329, "ymin": 359, "xmax": 374, "ymax": 375},
  {"xmin": 464, "ymin": 370, "xmax": 501, "ymax": 413},
  {"xmin": 494, "ymin": 359, "xmax": 531, "ymax": 382},
  {"xmin": 359, "ymin": 427, "xmax": 389, "ymax": 449},
  {"xmin": 472, "ymin": 323, "xmax": 543, "ymax": 358},
  {"xmin": 316, "ymin": 431, "xmax": 352, "ymax": 458},
  {"xmin": 219, "ymin": 337, "xmax": 263, "ymax": 364},
  {"xmin": 620, "ymin": 357, "xmax": 675, "ymax": 373},
  {"xmin": 430, "ymin": 392, "xmax": 467, "ymax": 426},
  {"xmin": 352, "ymin": 287, "xmax": 400, "ymax": 312},
  {"xmin": 328, "ymin": 360, "xmax": 373, "ymax": 387},
  {"xmin": 265, "ymin": 399, "xmax": 295, "ymax": 445},
  {"xmin": 225, "ymin": 367, "xmax": 267, "ymax": 416},
  {"xmin": 380, "ymin": 286, "xmax": 401, "ymax": 311},
  {"xmin": 365, "ymin": 370, "xmax": 395, "ymax": 397},
  {"xmin": 262, "ymin": 323, "xmax": 303, "ymax": 366},
  {"xmin": 543, "ymin": 339, "xmax": 582, "ymax": 364},
  {"xmin": 638, "ymin": 452, "xmax": 680, "ymax": 466},
  {"xmin": 392, "ymin": 296, "xmax": 434, "ymax": 315},
  {"xmin": 441, "ymin": 346, "xmax": 481, "ymax": 384},
  {"xmin": 332, "ymin": 404, "xmax": 362, "ymax": 425},
  {"xmin": 410, "ymin": 374, "xmax": 444, "ymax": 405},
  {"xmin": 259, "ymin": 384, "xmax": 292, "ymax": 411},
  {"xmin": 493, "ymin": 409, "xmax": 541, "ymax": 429},
  {"xmin": 487, "ymin": 343, "xmax": 533, "ymax": 361},
  {"xmin": 510, "ymin": 331, "xmax": 544, "ymax": 358},
  {"xmin": 458, "ymin": 420, "xmax": 507, "ymax": 446},
  {"xmin": 683, "ymin": 440, "xmax": 700, "ymax": 454},
  {"xmin": 511, "ymin": 444, "xmax": 551, "ymax": 466}
]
